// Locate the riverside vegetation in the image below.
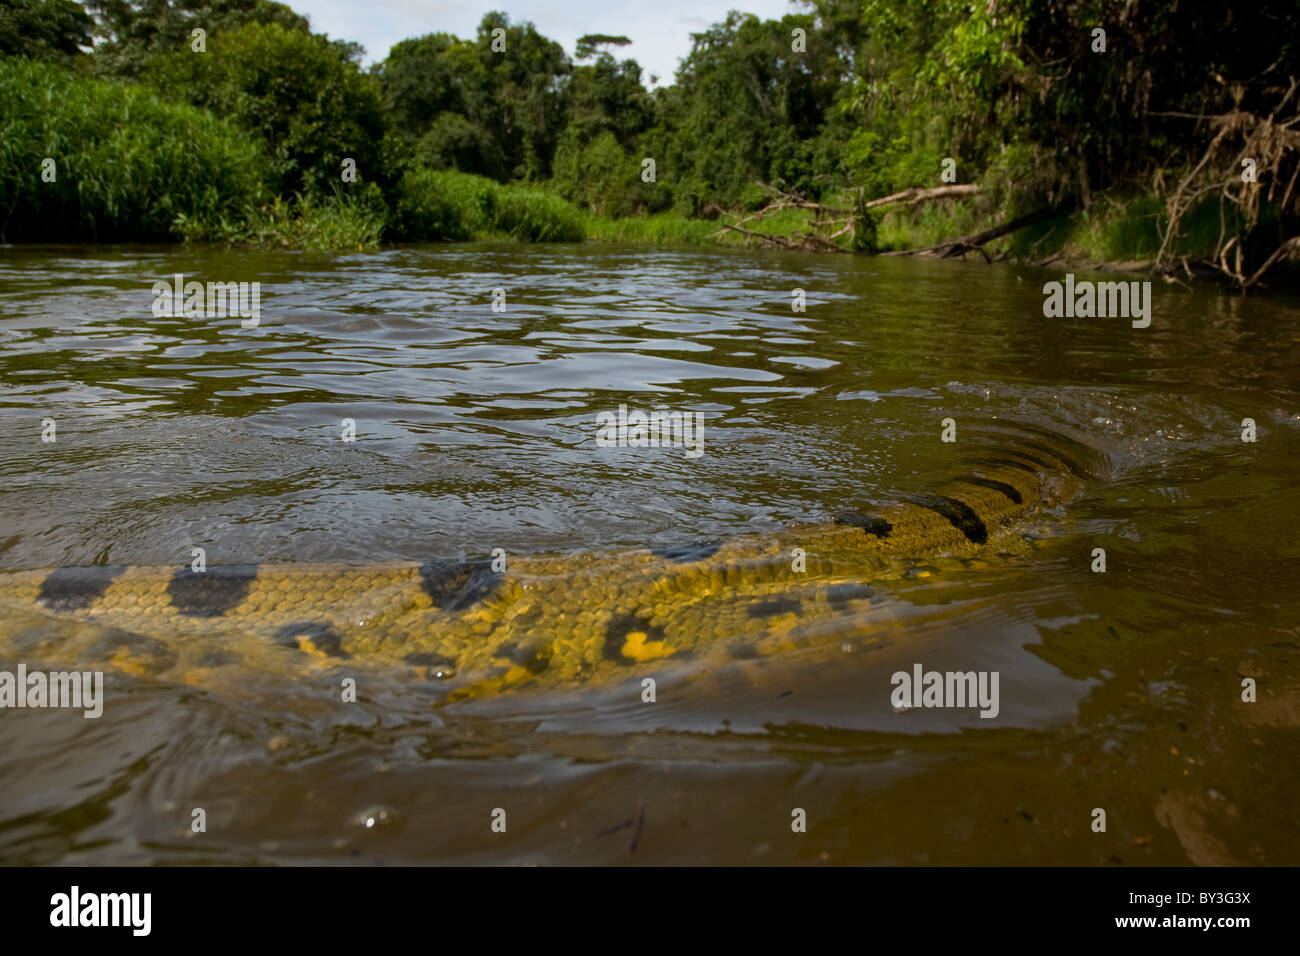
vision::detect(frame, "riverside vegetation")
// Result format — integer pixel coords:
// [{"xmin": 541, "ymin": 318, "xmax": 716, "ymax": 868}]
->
[{"xmin": 1, "ymin": 0, "xmax": 1298, "ymax": 290}]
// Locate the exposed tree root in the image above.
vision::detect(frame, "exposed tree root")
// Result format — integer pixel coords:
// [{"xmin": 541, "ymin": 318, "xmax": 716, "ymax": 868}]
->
[{"xmin": 1154, "ymin": 77, "xmax": 1300, "ymax": 291}]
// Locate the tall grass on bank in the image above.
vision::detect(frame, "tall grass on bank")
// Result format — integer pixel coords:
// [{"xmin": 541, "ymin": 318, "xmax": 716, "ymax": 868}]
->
[
  {"xmin": 0, "ymin": 58, "xmax": 267, "ymax": 241},
  {"xmin": 582, "ymin": 211, "xmax": 723, "ymax": 245},
  {"xmin": 394, "ymin": 169, "xmax": 585, "ymax": 243},
  {"xmin": 175, "ymin": 185, "xmax": 388, "ymax": 251}
]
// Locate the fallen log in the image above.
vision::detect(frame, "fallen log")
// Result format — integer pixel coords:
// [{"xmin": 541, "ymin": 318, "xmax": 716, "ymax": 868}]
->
[{"xmin": 882, "ymin": 205, "xmax": 1064, "ymax": 258}]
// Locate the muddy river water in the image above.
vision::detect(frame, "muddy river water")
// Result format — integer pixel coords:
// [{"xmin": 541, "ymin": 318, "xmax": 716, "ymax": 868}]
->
[{"xmin": 1, "ymin": 242, "xmax": 1297, "ymax": 864}]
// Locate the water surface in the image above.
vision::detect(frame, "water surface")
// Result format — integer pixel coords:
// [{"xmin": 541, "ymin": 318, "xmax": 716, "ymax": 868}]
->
[{"xmin": 1, "ymin": 243, "xmax": 1298, "ymax": 864}]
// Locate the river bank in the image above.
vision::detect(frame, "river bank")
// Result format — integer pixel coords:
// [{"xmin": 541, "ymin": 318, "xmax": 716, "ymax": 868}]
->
[
  {"xmin": 4, "ymin": 53, "xmax": 1295, "ymax": 294},
  {"xmin": 169, "ymin": 193, "xmax": 1300, "ymax": 296}
]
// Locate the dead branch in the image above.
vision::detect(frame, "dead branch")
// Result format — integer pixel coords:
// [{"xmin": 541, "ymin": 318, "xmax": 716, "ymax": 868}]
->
[
  {"xmin": 1242, "ymin": 235, "xmax": 1300, "ymax": 291},
  {"xmin": 1151, "ymin": 78, "xmax": 1300, "ymax": 289},
  {"xmin": 733, "ymin": 200, "xmax": 848, "ymax": 227},
  {"xmin": 882, "ymin": 206, "xmax": 1063, "ymax": 258},
  {"xmin": 862, "ymin": 184, "xmax": 981, "ymax": 210},
  {"xmin": 709, "ymin": 222, "xmax": 798, "ymax": 249},
  {"xmin": 716, "ymin": 181, "xmax": 982, "ymax": 253}
]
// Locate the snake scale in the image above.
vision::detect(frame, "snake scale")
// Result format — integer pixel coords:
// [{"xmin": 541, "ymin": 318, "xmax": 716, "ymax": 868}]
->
[{"xmin": 0, "ymin": 425, "xmax": 1099, "ymax": 702}]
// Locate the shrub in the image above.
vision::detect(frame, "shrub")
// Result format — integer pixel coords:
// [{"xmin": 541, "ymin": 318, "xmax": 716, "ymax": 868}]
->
[
  {"xmin": 394, "ymin": 169, "xmax": 584, "ymax": 242},
  {"xmin": 0, "ymin": 58, "xmax": 267, "ymax": 241},
  {"xmin": 146, "ymin": 23, "xmax": 387, "ymax": 198},
  {"xmin": 175, "ymin": 184, "xmax": 388, "ymax": 251}
]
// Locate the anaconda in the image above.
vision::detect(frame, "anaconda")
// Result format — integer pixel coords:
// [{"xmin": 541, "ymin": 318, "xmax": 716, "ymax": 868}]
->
[{"xmin": 0, "ymin": 427, "xmax": 1102, "ymax": 703}]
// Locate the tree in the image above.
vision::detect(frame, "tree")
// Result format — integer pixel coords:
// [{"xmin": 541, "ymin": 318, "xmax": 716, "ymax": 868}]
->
[
  {"xmin": 85, "ymin": 0, "xmax": 309, "ymax": 78},
  {"xmin": 381, "ymin": 33, "xmax": 463, "ymax": 135},
  {"xmin": 0, "ymin": 0, "xmax": 93, "ymax": 63},
  {"xmin": 377, "ymin": 12, "xmax": 571, "ymax": 182},
  {"xmin": 148, "ymin": 22, "xmax": 386, "ymax": 197},
  {"xmin": 575, "ymin": 34, "xmax": 630, "ymax": 60},
  {"xmin": 566, "ymin": 48, "xmax": 653, "ymax": 148},
  {"xmin": 655, "ymin": 11, "xmax": 844, "ymax": 213}
]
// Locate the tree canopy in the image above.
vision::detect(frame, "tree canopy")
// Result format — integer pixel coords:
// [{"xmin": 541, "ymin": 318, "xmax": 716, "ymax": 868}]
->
[
  {"xmin": 0, "ymin": 0, "xmax": 93, "ymax": 63},
  {"xmin": 4, "ymin": 1, "xmax": 1298, "ymax": 276}
]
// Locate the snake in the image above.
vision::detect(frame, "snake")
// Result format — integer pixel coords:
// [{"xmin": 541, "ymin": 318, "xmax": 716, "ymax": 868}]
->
[{"xmin": 0, "ymin": 424, "xmax": 1101, "ymax": 703}]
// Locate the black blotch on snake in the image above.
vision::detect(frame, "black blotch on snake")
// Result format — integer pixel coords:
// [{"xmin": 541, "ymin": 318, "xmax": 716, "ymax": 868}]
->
[
  {"xmin": 651, "ymin": 540, "xmax": 722, "ymax": 563},
  {"xmin": 961, "ymin": 476, "xmax": 1023, "ymax": 504},
  {"xmin": 825, "ymin": 582, "xmax": 874, "ymax": 609},
  {"xmin": 834, "ymin": 512, "xmax": 893, "ymax": 538},
  {"xmin": 168, "ymin": 565, "xmax": 258, "ymax": 618},
  {"xmin": 905, "ymin": 495, "xmax": 989, "ymax": 545},
  {"xmin": 418, "ymin": 559, "xmax": 500, "ymax": 611},
  {"xmin": 747, "ymin": 597, "xmax": 802, "ymax": 618},
  {"xmin": 37, "ymin": 566, "xmax": 126, "ymax": 611}
]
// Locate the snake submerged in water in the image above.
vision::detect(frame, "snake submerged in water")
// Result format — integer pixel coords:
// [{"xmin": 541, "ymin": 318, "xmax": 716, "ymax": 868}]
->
[{"xmin": 0, "ymin": 424, "xmax": 1102, "ymax": 704}]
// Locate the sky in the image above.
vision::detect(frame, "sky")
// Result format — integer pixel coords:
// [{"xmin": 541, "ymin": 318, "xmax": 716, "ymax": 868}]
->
[{"xmin": 283, "ymin": 0, "xmax": 802, "ymax": 86}]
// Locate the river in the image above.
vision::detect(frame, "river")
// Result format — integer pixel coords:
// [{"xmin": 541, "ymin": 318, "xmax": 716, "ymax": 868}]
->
[{"xmin": 1, "ymin": 242, "xmax": 1297, "ymax": 864}]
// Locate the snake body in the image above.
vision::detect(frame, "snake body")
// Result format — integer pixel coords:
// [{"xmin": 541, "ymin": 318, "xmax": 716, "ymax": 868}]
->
[{"xmin": 0, "ymin": 429, "xmax": 1098, "ymax": 702}]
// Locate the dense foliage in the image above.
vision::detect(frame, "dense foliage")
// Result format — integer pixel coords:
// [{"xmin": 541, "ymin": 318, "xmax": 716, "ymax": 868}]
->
[
  {"xmin": 1, "ymin": 0, "xmax": 1297, "ymax": 276},
  {"xmin": 84, "ymin": 0, "xmax": 311, "ymax": 77},
  {"xmin": 395, "ymin": 169, "xmax": 585, "ymax": 242},
  {"xmin": 0, "ymin": 0, "xmax": 93, "ymax": 63},
  {"xmin": 148, "ymin": 22, "xmax": 388, "ymax": 197},
  {"xmin": 381, "ymin": 13, "xmax": 571, "ymax": 183},
  {"xmin": 0, "ymin": 58, "xmax": 267, "ymax": 241}
]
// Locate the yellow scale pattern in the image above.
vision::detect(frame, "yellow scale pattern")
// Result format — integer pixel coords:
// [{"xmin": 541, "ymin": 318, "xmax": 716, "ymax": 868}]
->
[{"xmin": 0, "ymin": 459, "xmax": 1083, "ymax": 701}]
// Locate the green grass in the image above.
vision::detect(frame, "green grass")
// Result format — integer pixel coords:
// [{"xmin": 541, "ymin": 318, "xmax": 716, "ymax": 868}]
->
[
  {"xmin": 494, "ymin": 186, "xmax": 586, "ymax": 242},
  {"xmin": 1064, "ymin": 194, "xmax": 1166, "ymax": 261},
  {"xmin": 394, "ymin": 169, "xmax": 585, "ymax": 242},
  {"xmin": 175, "ymin": 185, "xmax": 388, "ymax": 251},
  {"xmin": 0, "ymin": 57, "xmax": 268, "ymax": 241},
  {"xmin": 874, "ymin": 188, "xmax": 1251, "ymax": 265},
  {"xmin": 876, "ymin": 201, "xmax": 983, "ymax": 252},
  {"xmin": 582, "ymin": 211, "xmax": 722, "ymax": 244}
]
